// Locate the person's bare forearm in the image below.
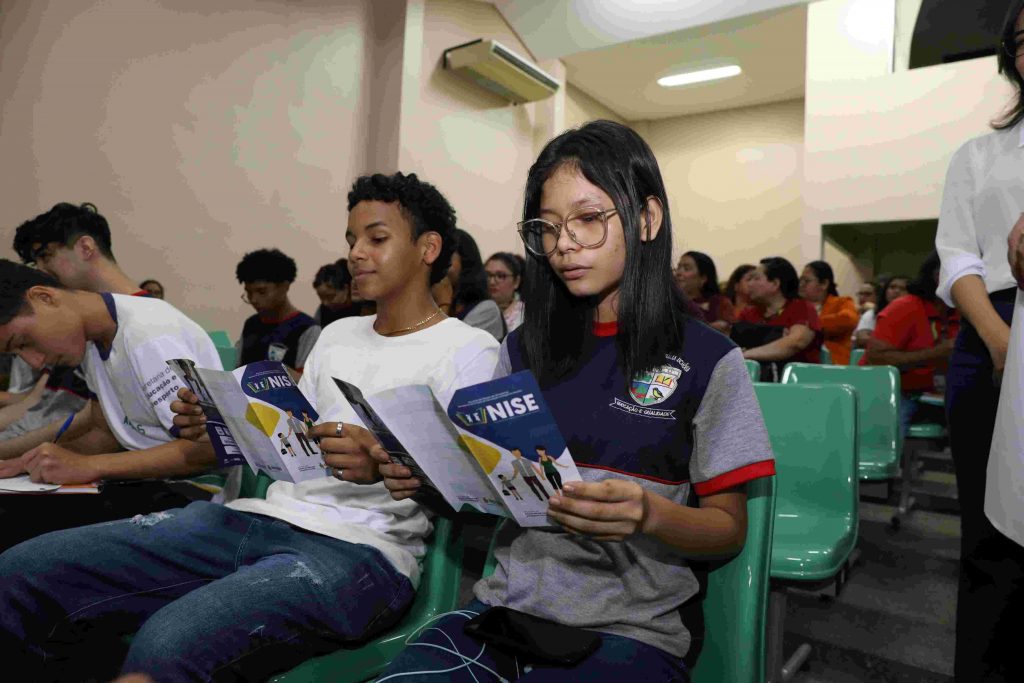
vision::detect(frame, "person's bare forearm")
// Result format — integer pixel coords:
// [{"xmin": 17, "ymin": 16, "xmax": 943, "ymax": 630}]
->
[
  {"xmin": 61, "ymin": 428, "xmax": 125, "ymax": 455},
  {"xmin": 87, "ymin": 440, "xmax": 218, "ymax": 480},
  {"xmin": 951, "ymin": 275, "xmax": 1010, "ymax": 345},
  {"xmin": 866, "ymin": 346, "xmax": 947, "ymax": 369},
  {"xmin": 0, "ymin": 405, "xmax": 92, "ymax": 460}
]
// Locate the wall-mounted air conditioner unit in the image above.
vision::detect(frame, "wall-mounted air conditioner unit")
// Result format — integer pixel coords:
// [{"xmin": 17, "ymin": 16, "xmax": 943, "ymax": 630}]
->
[{"xmin": 443, "ymin": 39, "xmax": 559, "ymax": 104}]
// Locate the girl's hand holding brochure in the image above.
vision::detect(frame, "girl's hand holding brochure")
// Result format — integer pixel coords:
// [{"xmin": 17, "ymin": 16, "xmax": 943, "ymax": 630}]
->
[{"xmin": 547, "ymin": 479, "xmax": 648, "ymax": 542}]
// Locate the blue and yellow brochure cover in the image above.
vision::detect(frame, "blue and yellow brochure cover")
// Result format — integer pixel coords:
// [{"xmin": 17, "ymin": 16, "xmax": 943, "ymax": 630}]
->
[
  {"xmin": 333, "ymin": 370, "xmax": 581, "ymax": 527},
  {"xmin": 167, "ymin": 359, "xmax": 329, "ymax": 483}
]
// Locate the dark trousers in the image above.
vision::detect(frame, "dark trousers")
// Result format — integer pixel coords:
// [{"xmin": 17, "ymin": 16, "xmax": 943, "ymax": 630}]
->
[
  {"xmin": 946, "ymin": 289, "xmax": 1024, "ymax": 681},
  {"xmin": 0, "ymin": 480, "xmax": 203, "ymax": 554}
]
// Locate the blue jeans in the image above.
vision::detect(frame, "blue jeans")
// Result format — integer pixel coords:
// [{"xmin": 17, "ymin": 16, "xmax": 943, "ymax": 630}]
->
[
  {"xmin": 0, "ymin": 501, "xmax": 414, "ymax": 681},
  {"xmin": 376, "ymin": 599, "xmax": 689, "ymax": 682}
]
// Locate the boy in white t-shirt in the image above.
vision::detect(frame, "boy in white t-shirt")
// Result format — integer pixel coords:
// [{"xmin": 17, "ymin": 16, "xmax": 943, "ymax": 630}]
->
[
  {"xmin": 0, "ymin": 262, "xmax": 222, "ymax": 485},
  {"xmin": 0, "ymin": 173, "xmax": 500, "ymax": 682}
]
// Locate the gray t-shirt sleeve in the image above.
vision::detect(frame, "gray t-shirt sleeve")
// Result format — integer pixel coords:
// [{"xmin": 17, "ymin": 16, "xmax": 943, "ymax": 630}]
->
[
  {"xmin": 493, "ymin": 338, "xmax": 513, "ymax": 380},
  {"xmin": 463, "ymin": 300, "xmax": 505, "ymax": 341},
  {"xmin": 295, "ymin": 325, "xmax": 322, "ymax": 370},
  {"xmin": 691, "ymin": 347, "xmax": 774, "ymax": 493}
]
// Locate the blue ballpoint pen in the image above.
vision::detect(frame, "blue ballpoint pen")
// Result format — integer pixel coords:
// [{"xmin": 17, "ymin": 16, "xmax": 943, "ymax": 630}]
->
[{"xmin": 53, "ymin": 413, "xmax": 75, "ymax": 445}]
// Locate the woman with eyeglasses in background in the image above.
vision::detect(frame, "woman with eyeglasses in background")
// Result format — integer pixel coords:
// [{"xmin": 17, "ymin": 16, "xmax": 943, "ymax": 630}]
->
[
  {"xmin": 485, "ymin": 252, "xmax": 525, "ymax": 333},
  {"xmin": 936, "ymin": 2, "xmax": 1024, "ymax": 677}
]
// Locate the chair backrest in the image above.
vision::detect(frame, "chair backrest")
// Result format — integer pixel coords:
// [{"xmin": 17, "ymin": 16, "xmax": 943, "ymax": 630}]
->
[
  {"xmin": 216, "ymin": 345, "xmax": 238, "ymax": 371},
  {"xmin": 207, "ymin": 330, "xmax": 231, "ymax": 347},
  {"xmin": 819, "ymin": 346, "xmax": 832, "ymax": 364},
  {"xmin": 239, "ymin": 466, "xmax": 273, "ymax": 499},
  {"xmin": 753, "ymin": 382, "xmax": 858, "ymax": 540},
  {"xmin": 849, "ymin": 348, "xmax": 865, "ymax": 366},
  {"xmin": 744, "ymin": 359, "xmax": 760, "ymax": 383},
  {"xmin": 782, "ymin": 363, "xmax": 900, "ymax": 472},
  {"xmin": 690, "ymin": 476, "xmax": 776, "ymax": 683}
]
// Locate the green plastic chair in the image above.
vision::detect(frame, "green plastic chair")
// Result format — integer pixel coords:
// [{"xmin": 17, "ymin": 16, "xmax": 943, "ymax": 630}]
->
[
  {"xmin": 216, "ymin": 345, "xmax": 238, "ymax": 371},
  {"xmin": 755, "ymin": 382, "xmax": 858, "ymax": 682},
  {"xmin": 476, "ymin": 479, "xmax": 777, "ymax": 683},
  {"xmin": 849, "ymin": 348, "xmax": 865, "ymax": 366},
  {"xmin": 207, "ymin": 330, "xmax": 232, "ymax": 347},
  {"xmin": 745, "ymin": 359, "xmax": 761, "ymax": 383},
  {"xmin": 782, "ymin": 363, "xmax": 901, "ymax": 482},
  {"xmin": 819, "ymin": 346, "xmax": 832, "ymax": 364},
  {"xmin": 270, "ymin": 514, "xmax": 465, "ymax": 683},
  {"xmin": 690, "ymin": 476, "xmax": 776, "ymax": 683},
  {"xmin": 756, "ymin": 383, "xmax": 859, "ymax": 583}
]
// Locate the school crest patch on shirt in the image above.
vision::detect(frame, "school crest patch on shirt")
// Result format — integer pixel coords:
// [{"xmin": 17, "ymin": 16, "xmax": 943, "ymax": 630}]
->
[{"xmin": 629, "ymin": 365, "xmax": 682, "ymax": 406}]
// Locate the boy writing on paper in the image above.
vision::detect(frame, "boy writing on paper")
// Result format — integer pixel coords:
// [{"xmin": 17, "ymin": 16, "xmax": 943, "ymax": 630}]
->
[{"xmin": 0, "ymin": 173, "xmax": 499, "ymax": 682}]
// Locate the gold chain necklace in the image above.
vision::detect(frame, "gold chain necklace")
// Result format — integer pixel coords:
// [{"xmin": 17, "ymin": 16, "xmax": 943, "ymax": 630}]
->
[{"xmin": 378, "ymin": 307, "xmax": 443, "ymax": 337}]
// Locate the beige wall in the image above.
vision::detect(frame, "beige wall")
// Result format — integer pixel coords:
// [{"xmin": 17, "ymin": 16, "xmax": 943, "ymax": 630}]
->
[
  {"xmin": 398, "ymin": 0, "xmax": 545, "ymax": 260},
  {"xmin": 643, "ymin": 99, "xmax": 806, "ymax": 283},
  {"xmin": 804, "ymin": 0, "xmax": 1013, "ymax": 294},
  {"xmin": 564, "ymin": 83, "xmax": 625, "ymax": 129},
  {"xmin": 0, "ymin": 0, "xmax": 374, "ymax": 334}
]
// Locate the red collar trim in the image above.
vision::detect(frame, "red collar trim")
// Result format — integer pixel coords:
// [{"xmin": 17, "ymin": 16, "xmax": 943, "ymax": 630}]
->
[
  {"xmin": 131, "ymin": 290, "xmax": 150, "ymax": 297},
  {"xmin": 592, "ymin": 320, "xmax": 618, "ymax": 337},
  {"xmin": 259, "ymin": 310, "xmax": 301, "ymax": 325}
]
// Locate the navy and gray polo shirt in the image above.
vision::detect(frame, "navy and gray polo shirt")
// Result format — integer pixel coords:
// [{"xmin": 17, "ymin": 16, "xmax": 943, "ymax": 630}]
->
[{"xmin": 474, "ymin": 317, "xmax": 775, "ymax": 659}]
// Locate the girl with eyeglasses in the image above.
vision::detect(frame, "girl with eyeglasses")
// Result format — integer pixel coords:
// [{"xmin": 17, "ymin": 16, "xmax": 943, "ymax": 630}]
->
[
  {"xmin": 485, "ymin": 252, "xmax": 525, "ymax": 332},
  {"xmin": 375, "ymin": 120, "xmax": 775, "ymax": 681},
  {"xmin": 936, "ymin": 2, "xmax": 1024, "ymax": 678}
]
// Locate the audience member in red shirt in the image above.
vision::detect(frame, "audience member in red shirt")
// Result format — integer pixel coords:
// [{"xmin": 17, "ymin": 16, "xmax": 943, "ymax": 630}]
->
[
  {"xmin": 863, "ymin": 252, "xmax": 958, "ymax": 435},
  {"xmin": 674, "ymin": 250, "xmax": 734, "ymax": 333},
  {"xmin": 738, "ymin": 257, "xmax": 823, "ymax": 370}
]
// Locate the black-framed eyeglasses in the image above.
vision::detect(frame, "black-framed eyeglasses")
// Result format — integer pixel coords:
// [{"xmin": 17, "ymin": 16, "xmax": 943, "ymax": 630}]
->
[
  {"xmin": 1002, "ymin": 30, "xmax": 1024, "ymax": 57},
  {"xmin": 517, "ymin": 207, "xmax": 618, "ymax": 257},
  {"xmin": 485, "ymin": 271, "xmax": 512, "ymax": 282}
]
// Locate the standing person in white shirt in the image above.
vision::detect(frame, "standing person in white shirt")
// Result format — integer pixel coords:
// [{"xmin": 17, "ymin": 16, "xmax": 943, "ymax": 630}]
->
[
  {"xmin": 0, "ymin": 172, "xmax": 500, "ymax": 682},
  {"xmin": 936, "ymin": 3, "xmax": 1024, "ymax": 678}
]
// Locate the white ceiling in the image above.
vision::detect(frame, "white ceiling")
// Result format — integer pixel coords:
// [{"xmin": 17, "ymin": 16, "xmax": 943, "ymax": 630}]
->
[
  {"xmin": 563, "ymin": 5, "xmax": 808, "ymax": 120},
  {"xmin": 491, "ymin": 0, "xmax": 811, "ymax": 121},
  {"xmin": 492, "ymin": 0, "xmax": 812, "ymax": 60}
]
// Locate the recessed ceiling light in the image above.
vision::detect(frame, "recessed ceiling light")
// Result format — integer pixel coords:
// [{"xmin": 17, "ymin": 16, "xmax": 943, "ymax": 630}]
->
[{"xmin": 657, "ymin": 65, "xmax": 742, "ymax": 88}]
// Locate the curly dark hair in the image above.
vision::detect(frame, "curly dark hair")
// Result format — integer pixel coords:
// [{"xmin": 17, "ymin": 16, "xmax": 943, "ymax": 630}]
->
[
  {"xmin": 235, "ymin": 248, "xmax": 297, "ymax": 284},
  {"xmin": 347, "ymin": 172, "xmax": 457, "ymax": 285},
  {"xmin": 313, "ymin": 259, "xmax": 352, "ymax": 289},
  {"xmin": 13, "ymin": 202, "xmax": 115, "ymax": 264}
]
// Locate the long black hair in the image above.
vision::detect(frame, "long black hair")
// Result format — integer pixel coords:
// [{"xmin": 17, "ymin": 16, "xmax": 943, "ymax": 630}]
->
[
  {"xmin": 994, "ymin": 0, "xmax": 1024, "ymax": 129},
  {"xmin": 683, "ymin": 251, "xmax": 721, "ymax": 299},
  {"xmin": 760, "ymin": 257, "xmax": 800, "ymax": 300},
  {"xmin": 805, "ymin": 260, "xmax": 839, "ymax": 297},
  {"xmin": 452, "ymin": 229, "xmax": 489, "ymax": 317},
  {"xmin": 906, "ymin": 251, "xmax": 941, "ymax": 302},
  {"xmin": 724, "ymin": 264, "xmax": 755, "ymax": 303},
  {"xmin": 519, "ymin": 120, "xmax": 688, "ymax": 386}
]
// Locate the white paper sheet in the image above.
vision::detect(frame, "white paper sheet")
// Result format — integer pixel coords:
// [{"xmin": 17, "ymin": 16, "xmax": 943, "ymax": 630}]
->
[{"xmin": 0, "ymin": 475, "xmax": 61, "ymax": 492}]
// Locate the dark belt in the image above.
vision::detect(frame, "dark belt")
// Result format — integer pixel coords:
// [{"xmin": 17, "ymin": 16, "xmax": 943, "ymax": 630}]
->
[{"xmin": 990, "ymin": 287, "xmax": 1018, "ymax": 304}]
